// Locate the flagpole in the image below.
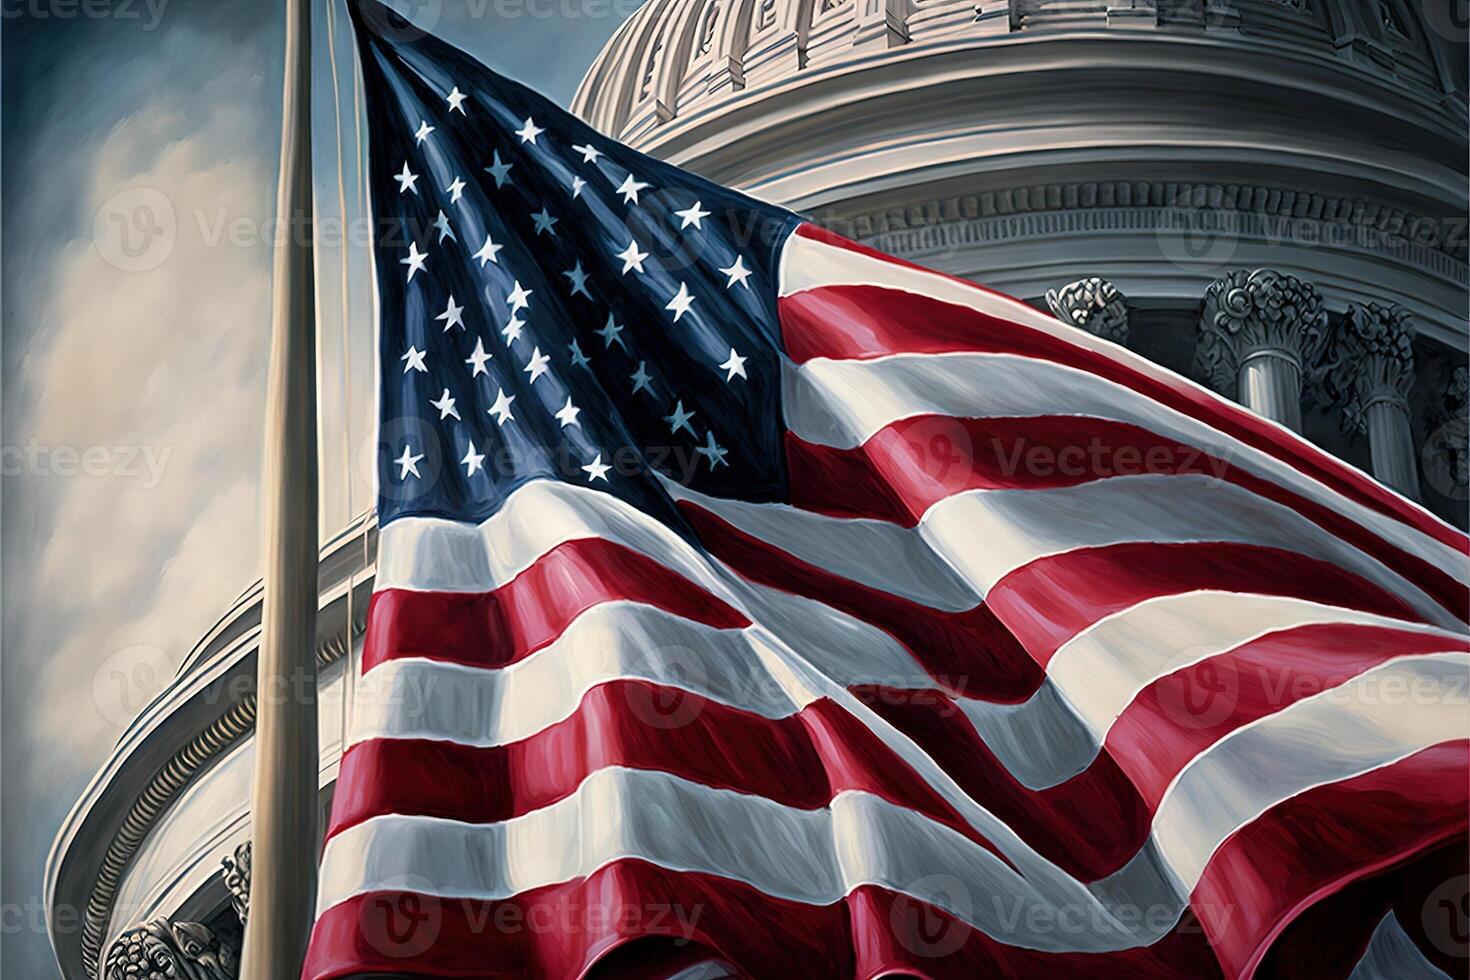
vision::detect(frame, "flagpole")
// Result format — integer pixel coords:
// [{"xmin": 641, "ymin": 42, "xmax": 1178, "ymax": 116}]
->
[{"xmin": 240, "ymin": 0, "xmax": 319, "ymax": 973}]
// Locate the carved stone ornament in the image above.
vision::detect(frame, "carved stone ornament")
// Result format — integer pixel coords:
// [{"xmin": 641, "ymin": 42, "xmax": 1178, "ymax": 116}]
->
[
  {"xmin": 103, "ymin": 919, "xmax": 238, "ymax": 980},
  {"xmin": 1327, "ymin": 302, "xmax": 1416, "ymax": 435},
  {"xmin": 1045, "ymin": 276, "xmax": 1131, "ymax": 345},
  {"xmin": 1422, "ymin": 366, "xmax": 1469, "ymax": 501},
  {"xmin": 220, "ymin": 841, "xmax": 251, "ymax": 924},
  {"xmin": 1195, "ymin": 268, "xmax": 1328, "ymax": 399}
]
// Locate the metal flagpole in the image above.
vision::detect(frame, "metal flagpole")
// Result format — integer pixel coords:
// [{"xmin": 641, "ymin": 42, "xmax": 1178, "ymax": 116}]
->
[{"xmin": 240, "ymin": 0, "xmax": 319, "ymax": 973}]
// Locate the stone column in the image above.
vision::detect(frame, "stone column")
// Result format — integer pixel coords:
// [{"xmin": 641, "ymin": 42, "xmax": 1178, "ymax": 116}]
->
[
  {"xmin": 1331, "ymin": 302, "xmax": 1422, "ymax": 499},
  {"xmin": 1046, "ymin": 276, "xmax": 1131, "ymax": 345},
  {"xmin": 1196, "ymin": 269, "xmax": 1328, "ymax": 433}
]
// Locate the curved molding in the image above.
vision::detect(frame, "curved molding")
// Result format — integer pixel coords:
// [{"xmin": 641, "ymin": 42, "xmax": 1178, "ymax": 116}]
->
[
  {"xmin": 77, "ymin": 618, "xmax": 365, "ymax": 979},
  {"xmin": 48, "ymin": 513, "xmax": 376, "ymax": 980}
]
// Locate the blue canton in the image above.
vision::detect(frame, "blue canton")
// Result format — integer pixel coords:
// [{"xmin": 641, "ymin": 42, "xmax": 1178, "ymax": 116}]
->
[{"xmin": 354, "ymin": 5, "xmax": 803, "ymax": 528}]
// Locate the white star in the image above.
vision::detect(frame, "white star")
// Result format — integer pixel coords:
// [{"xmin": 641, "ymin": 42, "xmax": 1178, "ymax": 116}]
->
[
  {"xmin": 572, "ymin": 142, "xmax": 602, "ymax": 163},
  {"xmin": 615, "ymin": 239, "xmax": 648, "ymax": 275},
  {"xmin": 430, "ymin": 387, "xmax": 460, "ymax": 420},
  {"xmin": 401, "ymin": 345, "xmax": 428, "ymax": 373},
  {"xmin": 720, "ymin": 255, "xmax": 753, "ymax": 289},
  {"xmin": 446, "ymin": 176, "xmax": 466, "ymax": 203},
  {"xmin": 401, "ymin": 241, "xmax": 427, "ymax": 282},
  {"xmin": 432, "ymin": 210, "xmax": 456, "ymax": 243},
  {"xmin": 465, "ymin": 337, "xmax": 492, "ymax": 376},
  {"xmin": 394, "ymin": 161, "xmax": 419, "ymax": 194},
  {"xmin": 523, "ymin": 346, "xmax": 550, "ymax": 384},
  {"xmin": 718, "ymin": 348, "xmax": 748, "ymax": 381},
  {"xmin": 488, "ymin": 387, "xmax": 516, "ymax": 426},
  {"xmin": 472, "ymin": 234, "xmax": 502, "ymax": 267},
  {"xmin": 554, "ymin": 396, "xmax": 581, "ymax": 428},
  {"xmin": 506, "ymin": 280, "xmax": 533, "ymax": 314},
  {"xmin": 484, "ymin": 150, "xmax": 513, "ymax": 188},
  {"xmin": 501, "ymin": 315, "xmax": 525, "ymax": 345},
  {"xmin": 665, "ymin": 400, "xmax": 696, "ymax": 437},
  {"xmin": 414, "ymin": 120, "xmax": 435, "ymax": 144},
  {"xmin": 665, "ymin": 281, "xmax": 695, "ymax": 322},
  {"xmin": 395, "ymin": 444, "xmax": 424, "ymax": 480},
  {"xmin": 696, "ymin": 430, "xmax": 729, "ymax": 470},
  {"xmin": 514, "ymin": 116, "xmax": 544, "ymax": 144},
  {"xmin": 461, "ymin": 440, "xmax": 485, "ymax": 477},
  {"xmin": 582, "ymin": 452, "xmax": 611, "ymax": 483},
  {"xmin": 446, "ymin": 86, "xmax": 468, "ymax": 114},
  {"xmin": 435, "ymin": 295, "xmax": 464, "ymax": 331},
  {"xmin": 616, "ymin": 174, "xmax": 650, "ymax": 205},
  {"xmin": 597, "ymin": 314, "xmax": 626, "ymax": 350},
  {"xmin": 571, "ymin": 175, "xmax": 586, "ymax": 199},
  {"xmin": 674, "ymin": 200, "xmax": 711, "ymax": 230}
]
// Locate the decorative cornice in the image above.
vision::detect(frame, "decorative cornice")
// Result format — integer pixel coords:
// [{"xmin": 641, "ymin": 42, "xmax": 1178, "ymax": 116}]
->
[
  {"xmin": 1195, "ymin": 268, "xmax": 1329, "ymax": 398},
  {"xmin": 1045, "ymin": 276, "xmax": 1130, "ymax": 345},
  {"xmin": 836, "ymin": 181, "xmax": 1466, "ymax": 262},
  {"xmin": 1328, "ymin": 301, "xmax": 1417, "ymax": 434},
  {"xmin": 80, "ymin": 616, "xmax": 365, "ymax": 979}
]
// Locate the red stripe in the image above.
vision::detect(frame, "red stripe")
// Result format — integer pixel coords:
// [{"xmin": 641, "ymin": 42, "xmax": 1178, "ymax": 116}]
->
[
  {"xmin": 326, "ymin": 682, "xmax": 1010, "ymax": 868},
  {"xmin": 856, "ymin": 625, "xmax": 1464, "ymax": 882},
  {"xmin": 677, "ymin": 499, "xmax": 1042, "ymax": 702},
  {"xmin": 363, "ymin": 537, "xmax": 748, "ymax": 672},
  {"xmin": 303, "ymin": 859, "xmax": 1222, "ymax": 980},
  {"xmin": 786, "ymin": 416, "xmax": 1465, "ymax": 622},
  {"xmin": 1109, "ymin": 625, "xmax": 1469, "ymax": 812},
  {"xmin": 987, "ymin": 542, "xmax": 1427, "ymax": 668},
  {"xmin": 852, "ymin": 685, "xmax": 1150, "ymax": 882},
  {"xmin": 1189, "ymin": 739, "xmax": 1470, "ymax": 980},
  {"xmin": 778, "ymin": 237, "xmax": 1465, "ymax": 557}
]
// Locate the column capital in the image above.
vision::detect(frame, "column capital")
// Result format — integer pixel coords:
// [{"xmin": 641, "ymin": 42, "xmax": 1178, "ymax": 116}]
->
[
  {"xmin": 104, "ymin": 918, "xmax": 239, "ymax": 980},
  {"xmin": 1328, "ymin": 302, "xmax": 1417, "ymax": 435},
  {"xmin": 1195, "ymin": 268, "xmax": 1328, "ymax": 399},
  {"xmin": 1046, "ymin": 276, "xmax": 1131, "ymax": 345}
]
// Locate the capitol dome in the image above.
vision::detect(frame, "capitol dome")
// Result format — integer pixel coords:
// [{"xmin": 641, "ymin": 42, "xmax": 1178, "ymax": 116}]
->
[{"xmin": 575, "ymin": 0, "xmax": 1469, "ymax": 520}]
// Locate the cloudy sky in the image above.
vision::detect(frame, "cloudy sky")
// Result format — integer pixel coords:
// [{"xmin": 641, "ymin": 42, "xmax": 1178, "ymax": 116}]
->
[{"xmin": 1, "ymin": 1, "xmax": 636, "ymax": 974}]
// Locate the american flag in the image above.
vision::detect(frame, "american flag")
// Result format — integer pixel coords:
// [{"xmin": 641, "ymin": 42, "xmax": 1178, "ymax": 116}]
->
[{"xmin": 307, "ymin": 4, "xmax": 1470, "ymax": 977}]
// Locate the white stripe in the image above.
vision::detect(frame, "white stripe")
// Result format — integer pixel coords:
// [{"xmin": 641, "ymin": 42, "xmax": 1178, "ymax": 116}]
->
[
  {"xmin": 1349, "ymin": 912, "xmax": 1451, "ymax": 980},
  {"xmin": 780, "ymin": 232, "xmax": 1459, "ymax": 554},
  {"xmin": 781, "ymin": 350, "xmax": 1467, "ymax": 594},
  {"xmin": 1048, "ymin": 593, "xmax": 1462, "ymax": 746},
  {"xmin": 376, "ymin": 479, "xmax": 745, "ymax": 600},
  {"xmin": 668, "ymin": 475, "xmax": 1458, "ymax": 632},
  {"xmin": 321, "ymin": 643, "xmax": 1465, "ymax": 946},
  {"xmin": 349, "ymin": 604, "xmax": 805, "ymax": 748},
  {"xmin": 319, "ymin": 768, "xmax": 1155, "ymax": 953},
  {"xmin": 1156, "ymin": 652, "xmax": 1468, "ymax": 886}
]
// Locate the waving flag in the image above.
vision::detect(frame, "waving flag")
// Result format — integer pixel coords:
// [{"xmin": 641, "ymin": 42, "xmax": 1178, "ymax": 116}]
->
[{"xmin": 307, "ymin": 4, "xmax": 1470, "ymax": 977}]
